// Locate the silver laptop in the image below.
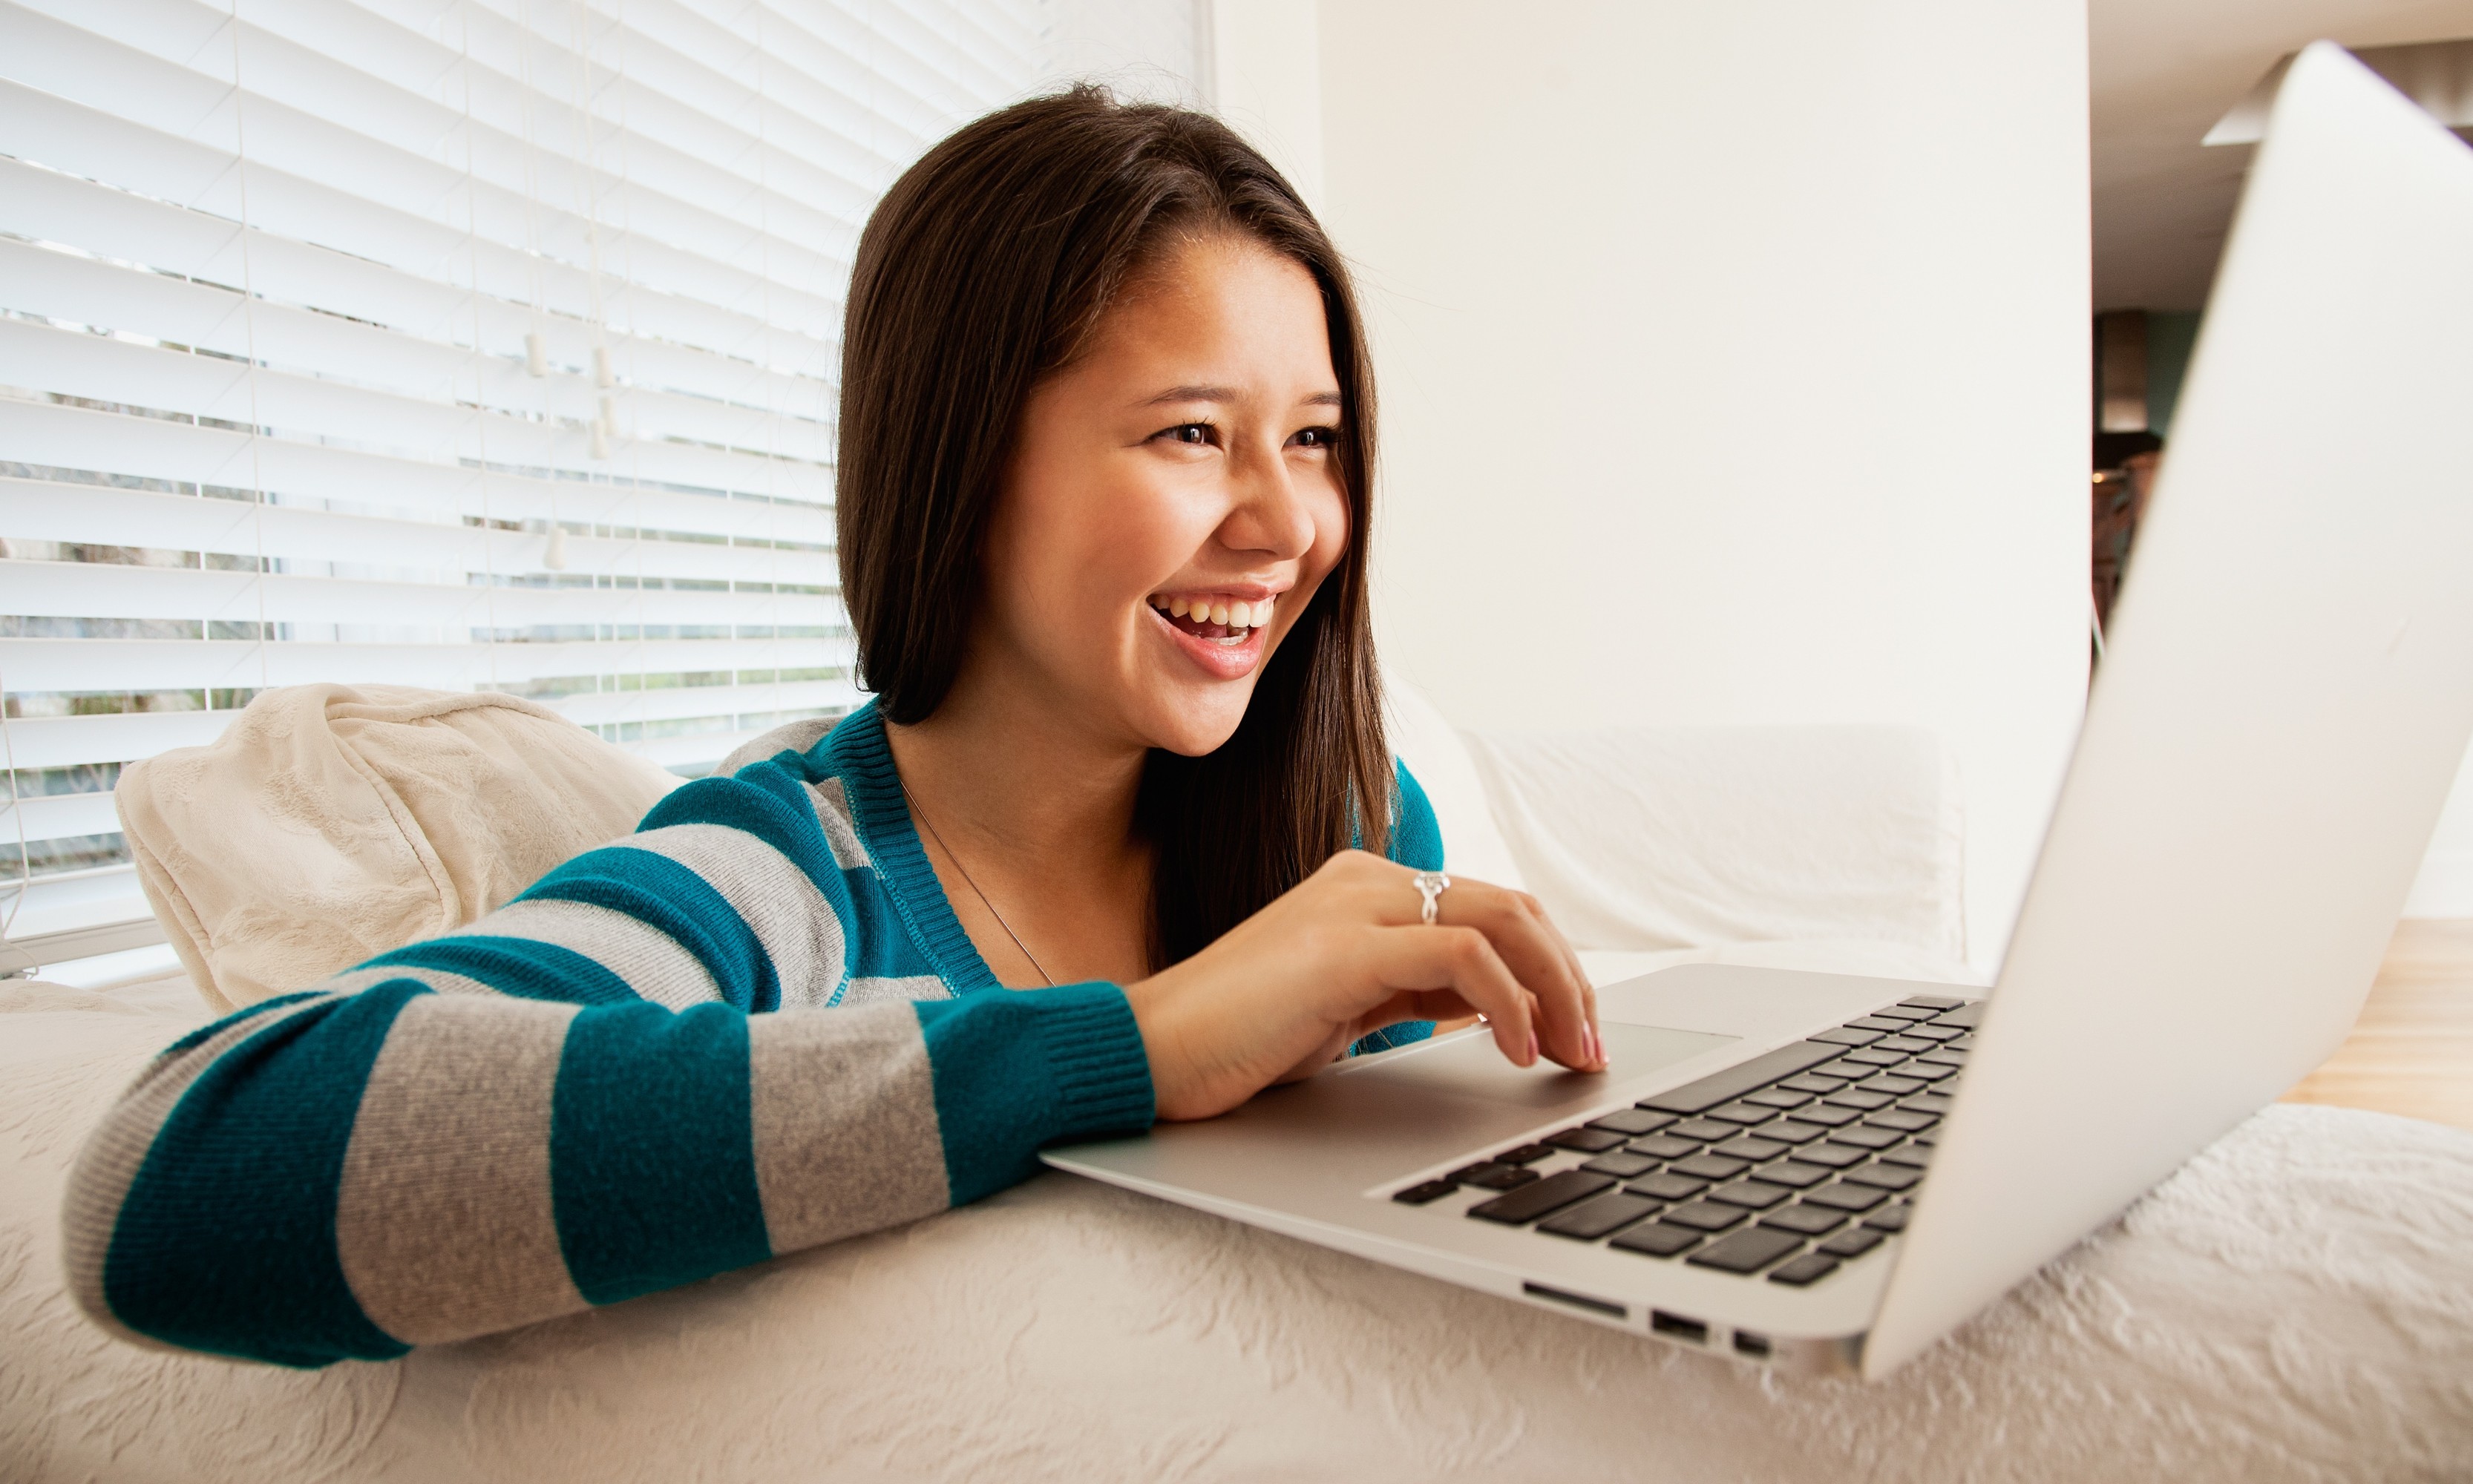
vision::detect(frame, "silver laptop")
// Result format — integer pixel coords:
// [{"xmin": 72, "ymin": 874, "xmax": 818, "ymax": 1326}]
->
[{"xmin": 1046, "ymin": 43, "xmax": 2473, "ymax": 1380}]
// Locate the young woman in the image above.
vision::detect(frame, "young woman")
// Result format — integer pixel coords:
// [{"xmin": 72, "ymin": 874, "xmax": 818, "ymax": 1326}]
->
[{"xmin": 64, "ymin": 89, "xmax": 1603, "ymax": 1368}]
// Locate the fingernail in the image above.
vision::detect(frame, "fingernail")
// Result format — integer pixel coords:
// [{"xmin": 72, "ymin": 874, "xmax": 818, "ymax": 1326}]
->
[
  {"xmin": 1587, "ymin": 1023, "xmax": 1603, "ymax": 1065},
  {"xmin": 1525, "ymin": 1029, "xmax": 1539, "ymax": 1065}
]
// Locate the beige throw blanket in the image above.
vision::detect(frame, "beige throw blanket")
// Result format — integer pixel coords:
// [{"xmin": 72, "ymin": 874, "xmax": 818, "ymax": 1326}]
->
[{"xmin": 115, "ymin": 685, "xmax": 681, "ymax": 1012}]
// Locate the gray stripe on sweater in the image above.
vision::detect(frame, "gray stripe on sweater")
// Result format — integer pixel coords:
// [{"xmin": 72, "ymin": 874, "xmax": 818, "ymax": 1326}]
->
[
  {"xmin": 614, "ymin": 824, "xmax": 847, "ymax": 1006},
  {"xmin": 841, "ymin": 973, "xmax": 951, "ymax": 1006},
  {"xmin": 459, "ymin": 897, "xmax": 721, "ymax": 1009},
  {"xmin": 747, "ymin": 1003, "xmax": 949, "ymax": 1253},
  {"xmin": 59, "ymin": 995, "xmax": 333, "ymax": 1352},
  {"xmin": 804, "ymin": 778, "xmax": 872, "ymax": 870},
  {"xmin": 335, "ymin": 992, "xmax": 588, "ymax": 1345}
]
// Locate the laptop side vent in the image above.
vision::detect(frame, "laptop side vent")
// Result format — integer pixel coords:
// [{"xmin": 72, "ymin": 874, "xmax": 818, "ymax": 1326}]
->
[{"xmin": 1521, "ymin": 1282, "xmax": 1625, "ymax": 1319}]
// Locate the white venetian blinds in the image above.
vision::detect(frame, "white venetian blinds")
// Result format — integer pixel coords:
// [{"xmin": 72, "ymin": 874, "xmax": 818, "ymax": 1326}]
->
[{"xmin": 0, "ymin": 0, "xmax": 1045, "ymax": 964}]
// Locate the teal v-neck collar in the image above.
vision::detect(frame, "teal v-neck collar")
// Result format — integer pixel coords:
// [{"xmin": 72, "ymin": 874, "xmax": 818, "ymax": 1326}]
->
[{"xmin": 819, "ymin": 701, "xmax": 1005, "ymax": 996}]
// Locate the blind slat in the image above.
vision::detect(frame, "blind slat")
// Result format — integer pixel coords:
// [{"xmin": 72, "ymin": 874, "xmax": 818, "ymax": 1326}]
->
[
  {"xmin": 2, "ymin": 559, "xmax": 839, "ymax": 629},
  {"xmin": 0, "ymin": 635, "xmax": 855, "ymax": 692},
  {"xmin": 0, "ymin": 480, "xmax": 835, "ymax": 587},
  {"xmin": 0, "ymin": 401, "xmax": 833, "ymax": 544},
  {"xmin": 0, "ymin": 318, "xmax": 834, "ymax": 501}
]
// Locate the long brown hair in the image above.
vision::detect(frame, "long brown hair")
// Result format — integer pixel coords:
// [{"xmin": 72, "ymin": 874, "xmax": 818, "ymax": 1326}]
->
[{"xmin": 837, "ymin": 87, "xmax": 1388, "ymax": 968}]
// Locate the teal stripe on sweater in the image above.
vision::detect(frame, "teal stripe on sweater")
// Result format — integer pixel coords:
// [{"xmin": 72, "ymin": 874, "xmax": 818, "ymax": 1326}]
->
[
  {"xmin": 366, "ymin": 936, "xmax": 639, "ymax": 1005},
  {"xmin": 548, "ymin": 1001, "xmax": 771, "ymax": 1304},
  {"xmin": 523, "ymin": 849, "xmax": 781, "ymax": 1014},
  {"xmin": 914, "ymin": 983, "xmax": 1154, "ymax": 1204},
  {"xmin": 105, "ymin": 982, "xmax": 424, "ymax": 1366}
]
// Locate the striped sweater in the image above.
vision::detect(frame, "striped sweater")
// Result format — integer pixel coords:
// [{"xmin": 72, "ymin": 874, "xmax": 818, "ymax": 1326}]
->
[{"xmin": 63, "ymin": 701, "xmax": 1444, "ymax": 1368}]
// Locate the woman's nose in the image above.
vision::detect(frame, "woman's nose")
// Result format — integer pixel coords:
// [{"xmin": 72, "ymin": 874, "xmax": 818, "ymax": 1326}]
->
[{"xmin": 1218, "ymin": 441, "xmax": 1318, "ymax": 559}]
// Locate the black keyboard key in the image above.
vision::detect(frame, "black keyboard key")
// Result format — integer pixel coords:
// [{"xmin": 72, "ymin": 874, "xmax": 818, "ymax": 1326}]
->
[
  {"xmin": 1624, "ymin": 1171, "xmax": 1709, "ymax": 1202},
  {"xmin": 1904, "ymin": 1093, "xmax": 1953, "ymax": 1114},
  {"xmin": 1880, "ymin": 1146, "xmax": 1933, "ymax": 1169},
  {"xmin": 1808, "ymin": 1027, "xmax": 1883, "ymax": 1046},
  {"xmin": 1753, "ymin": 1159, "xmax": 1830, "ymax": 1188},
  {"xmin": 1817, "ymin": 1057, "xmax": 1881, "ymax": 1079},
  {"xmin": 1818, "ymin": 1226, "xmax": 1887, "ymax": 1258},
  {"xmin": 1610, "ymin": 1222, "xmax": 1702, "ymax": 1258},
  {"xmin": 1933, "ymin": 1002, "xmax": 1985, "ymax": 1028},
  {"xmin": 1778, "ymin": 1074, "xmax": 1847, "ymax": 1094},
  {"xmin": 1902, "ymin": 1063, "xmax": 1956, "ymax": 1083},
  {"xmin": 1832, "ymin": 1124, "xmax": 1904, "ymax": 1150},
  {"xmin": 1711, "ymin": 1135, "xmax": 1788, "ymax": 1161},
  {"xmin": 1447, "ymin": 1161, "xmax": 1512, "ymax": 1183},
  {"xmin": 1868, "ymin": 1109, "xmax": 1937, "ymax": 1132},
  {"xmin": 1856, "ymin": 1074, "xmax": 1925, "ymax": 1096},
  {"xmin": 1686, "ymin": 1226, "xmax": 1804, "ymax": 1273},
  {"xmin": 1759, "ymin": 1201, "xmax": 1847, "ymax": 1235},
  {"xmin": 1588, "ymin": 1108, "xmax": 1677, "ymax": 1137},
  {"xmin": 1899, "ymin": 994, "xmax": 1966, "ymax": 1010},
  {"xmin": 1864, "ymin": 1204, "xmax": 1913, "ymax": 1232},
  {"xmin": 1666, "ymin": 1118, "xmax": 1740, "ymax": 1142},
  {"xmin": 1497, "ymin": 1143, "xmax": 1556, "ymax": 1165},
  {"xmin": 1662, "ymin": 1200, "xmax": 1749, "ymax": 1232},
  {"xmin": 1796, "ymin": 1143, "xmax": 1869, "ymax": 1169},
  {"xmin": 1824, "ymin": 1089, "xmax": 1894, "ymax": 1111},
  {"xmin": 1462, "ymin": 1165, "xmax": 1542, "ymax": 1190},
  {"xmin": 1635, "ymin": 1040, "xmax": 1847, "ymax": 1114},
  {"xmin": 1875, "ymin": 1035, "xmax": 1933, "ymax": 1054},
  {"xmin": 1393, "ymin": 1180, "xmax": 1457, "ymax": 1204},
  {"xmin": 1547, "ymin": 1126, "xmax": 1628, "ymax": 1153},
  {"xmin": 1846, "ymin": 1162, "xmax": 1922, "ymax": 1192},
  {"xmin": 1917, "ymin": 1047, "xmax": 1968, "ymax": 1067},
  {"xmin": 1870, "ymin": 1004, "xmax": 1939, "ymax": 1022},
  {"xmin": 1768, "ymin": 1252, "xmax": 1840, "ymax": 1286},
  {"xmin": 1706, "ymin": 1101, "xmax": 1778, "ymax": 1126},
  {"xmin": 1708, "ymin": 1179, "xmax": 1791, "ymax": 1209},
  {"xmin": 1758, "ymin": 1119, "xmax": 1827, "ymax": 1143},
  {"xmin": 1670, "ymin": 1154, "xmax": 1752, "ymax": 1181},
  {"xmin": 1948, "ymin": 1033, "xmax": 1977, "ymax": 1049},
  {"xmin": 1744, "ymin": 1088, "xmax": 1814, "ymax": 1109},
  {"xmin": 1913, "ymin": 1132, "xmax": 1939, "ymax": 1146},
  {"xmin": 1839, "ymin": 1048, "xmax": 1908, "ymax": 1067},
  {"xmin": 1844, "ymin": 1016, "xmax": 1909, "ymax": 1032},
  {"xmin": 1539, "ymin": 1192, "xmax": 1660, "ymax": 1239},
  {"xmin": 1627, "ymin": 1134, "xmax": 1703, "ymax": 1160},
  {"xmin": 1905, "ymin": 1023, "xmax": 1965, "ymax": 1043},
  {"xmin": 1468, "ymin": 1169, "xmax": 1616, "ymax": 1224},
  {"xmin": 1794, "ymin": 1103, "xmax": 1860, "ymax": 1127},
  {"xmin": 1581, "ymin": 1151, "xmax": 1660, "ymax": 1178},
  {"xmin": 1804, "ymin": 1182, "xmax": 1890, "ymax": 1212}
]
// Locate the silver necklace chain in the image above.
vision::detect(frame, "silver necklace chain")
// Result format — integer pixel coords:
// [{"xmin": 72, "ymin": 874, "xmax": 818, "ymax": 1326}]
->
[{"xmin": 898, "ymin": 778, "xmax": 1058, "ymax": 988}]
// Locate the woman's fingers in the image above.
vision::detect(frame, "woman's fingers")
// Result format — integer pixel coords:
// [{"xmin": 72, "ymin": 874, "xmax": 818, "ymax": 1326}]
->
[
  {"xmin": 1372, "ymin": 924, "xmax": 1536, "ymax": 1065},
  {"xmin": 1420, "ymin": 880, "xmax": 1599, "ymax": 1071}
]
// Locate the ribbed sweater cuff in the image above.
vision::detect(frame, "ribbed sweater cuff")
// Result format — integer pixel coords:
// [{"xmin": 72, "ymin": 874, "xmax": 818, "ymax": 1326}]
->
[{"xmin": 1030, "ymin": 982, "xmax": 1157, "ymax": 1141}]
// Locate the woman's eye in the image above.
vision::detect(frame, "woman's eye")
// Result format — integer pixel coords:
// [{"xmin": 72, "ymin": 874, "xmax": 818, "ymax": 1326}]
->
[
  {"xmin": 1160, "ymin": 423, "xmax": 1212, "ymax": 446},
  {"xmin": 1291, "ymin": 426, "xmax": 1337, "ymax": 450}
]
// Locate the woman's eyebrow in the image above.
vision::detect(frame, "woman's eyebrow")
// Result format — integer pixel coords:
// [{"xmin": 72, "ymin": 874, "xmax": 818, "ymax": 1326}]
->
[{"xmin": 1139, "ymin": 386, "xmax": 1345, "ymax": 409}]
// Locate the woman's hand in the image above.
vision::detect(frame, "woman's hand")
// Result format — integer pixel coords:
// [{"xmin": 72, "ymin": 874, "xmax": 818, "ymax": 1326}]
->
[{"xmin": 1121, "ymin": 851, "xmax": 1605, "ymax": 1120}]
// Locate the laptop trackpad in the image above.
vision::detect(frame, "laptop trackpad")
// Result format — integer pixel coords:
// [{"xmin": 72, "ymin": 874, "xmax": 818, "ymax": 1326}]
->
[{"xmin": 1334, "ymin": 1021, "xmax": 1735, "ymax": 1111}]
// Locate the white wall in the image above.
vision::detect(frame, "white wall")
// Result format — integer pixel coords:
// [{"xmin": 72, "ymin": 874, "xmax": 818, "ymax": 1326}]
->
[
  {"xmin": 2407, "ymin": 753, "xmax": 2473, "ymax": 917},
  {"xmin": 1214, "ymin": 1, "xmax": 2094, "ymax": 968}
]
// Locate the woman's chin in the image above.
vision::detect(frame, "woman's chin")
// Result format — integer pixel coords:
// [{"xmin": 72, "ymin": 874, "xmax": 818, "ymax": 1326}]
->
[{"xmin": 1133, "ymin": 693, "xmax": 1254, "ymax": 758}]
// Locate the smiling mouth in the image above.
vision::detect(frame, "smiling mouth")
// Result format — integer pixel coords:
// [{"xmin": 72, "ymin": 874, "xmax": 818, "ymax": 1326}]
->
[{"xmin": 1148, "ymin": 592, "xmax": 1274, "ymax": 647}]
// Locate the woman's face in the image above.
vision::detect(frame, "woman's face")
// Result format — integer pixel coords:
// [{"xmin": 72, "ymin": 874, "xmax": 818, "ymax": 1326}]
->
[{"xmin": 975, "ymin": 232, "xmax": 1350, "ymax": 757}]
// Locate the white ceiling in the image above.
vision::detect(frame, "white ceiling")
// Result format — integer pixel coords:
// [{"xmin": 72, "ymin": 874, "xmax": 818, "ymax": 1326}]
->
[{"xmin": 2091, "ymin": 0, "xmax": 2473, "ymax": 310}]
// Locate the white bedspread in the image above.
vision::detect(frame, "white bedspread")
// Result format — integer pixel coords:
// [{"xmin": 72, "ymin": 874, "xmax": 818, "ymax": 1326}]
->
[{"xmin": 6, "ymin": 974, "xmax": 2469, "ymax": 1483}]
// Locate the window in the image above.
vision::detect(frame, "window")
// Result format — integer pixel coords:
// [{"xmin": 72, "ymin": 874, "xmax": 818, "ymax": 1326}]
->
[{"xmin": 1, "ymin": 0, "xmax": 1204, "ymax": 969}]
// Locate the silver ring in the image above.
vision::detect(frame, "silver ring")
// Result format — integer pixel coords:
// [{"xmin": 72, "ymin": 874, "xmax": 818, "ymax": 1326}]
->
[{"xmin": 1411, "ymin": 870, "xmax": 1451, "ymax": 926}]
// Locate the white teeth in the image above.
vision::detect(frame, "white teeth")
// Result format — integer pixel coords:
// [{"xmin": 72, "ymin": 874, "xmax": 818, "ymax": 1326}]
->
[{"xmin": 1153, "ymin": 594, "xmax": 1275, "ymax": 628}]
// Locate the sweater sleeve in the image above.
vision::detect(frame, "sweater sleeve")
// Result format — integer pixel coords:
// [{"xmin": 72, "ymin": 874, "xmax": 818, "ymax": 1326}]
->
[
  {"xmin": 1346, "ymin": 761, "xmax": 1449, "ymax": 1057},
  {"xmin": 59, "ymin": 768, "xmax": 1155, "ymax": 1369}
]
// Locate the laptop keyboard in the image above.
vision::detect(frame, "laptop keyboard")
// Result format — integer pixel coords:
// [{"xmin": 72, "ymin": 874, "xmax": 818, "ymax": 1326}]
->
[{"xmin": 1391, "ymin": 994, "xmax": 1979, "ymax": 1287}]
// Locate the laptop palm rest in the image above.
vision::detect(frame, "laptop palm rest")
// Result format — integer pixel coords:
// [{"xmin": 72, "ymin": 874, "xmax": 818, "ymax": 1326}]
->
[{"xmin": 1052, "ymin": 1023, "xmax": 1733, "ymax": 1201}]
